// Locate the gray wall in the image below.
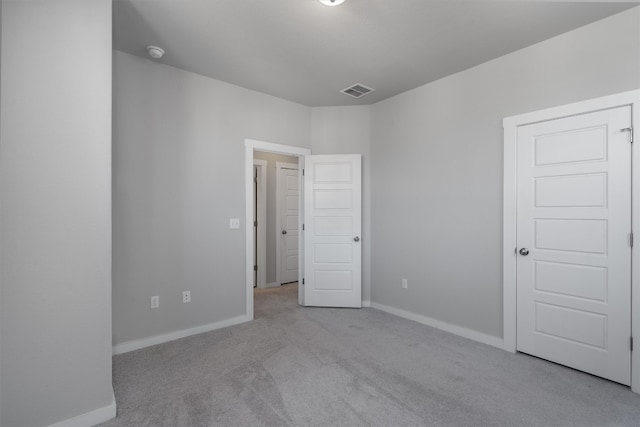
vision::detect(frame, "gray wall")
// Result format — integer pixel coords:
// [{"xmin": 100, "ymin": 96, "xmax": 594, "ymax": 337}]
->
[
  {"xmin": 0, "ymin": 1, "xmax": 114, "ymax": 426},
  {"xmin": 311, "ymin": 106, "xmax": 372, "ymax": 302},
  {"xmin": 253, "ymin": 151, "xmax": 299, "ymax": 285},
  {"xmin": 113, "ymin": 51, "xmax": 311, "ymax": 346},
  {"xmin": 370, "ymin": 7, "xmax": 640, "ymax": 339}
]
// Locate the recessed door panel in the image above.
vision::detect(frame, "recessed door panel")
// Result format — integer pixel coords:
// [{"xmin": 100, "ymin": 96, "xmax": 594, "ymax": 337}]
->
[
  {"xmin": 314, "ymin": 271, "xmax": 352, "ymax": 291},
  {"xmin": 535, "ymin": 173, "xmax": 606, "ymax": 208},
  {"xmin": 535, "ymin": 219, "xmax": 607, "ymax": 254},
  {"xmin": 535, "ymin": 302, "xmax": 607, "ymax": 349},
  {"xmin": 315, "ymin": 217, "xmax": 352, "ymax": 236},
  {"xmin": 534, "ymin": 126, "xmax": 607, "ymax": 166},
  {"xmin": 314, "ymin": 190, "xmax": 352, "ymax": 210},
  {"xmin": 314, "ymin": 162, "xmax": 352, "ymax": 183},
  {"xmin": 314, "ymin": 244, "xmax": 352, "ymax": 263},
  {"xmin": 534, "ymin": 261, "xmax": 607, "ymax": 302}
]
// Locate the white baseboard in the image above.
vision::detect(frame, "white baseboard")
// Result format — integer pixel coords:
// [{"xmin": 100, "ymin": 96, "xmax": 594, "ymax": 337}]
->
[
  {"xmin": 362, "ymin": 300, "xmax": 371, "ymax": 307},
  {"xmin": 371, "ymin": 302, "xmax": 503, "ymax": 349},
  {"xmin": 262, "ymin": 282, "xmax": 281, "ymax": 289},
  {"xmin": 113, "ymin": 314, "xmax": 251, "ymax": 355},
  {"xmin": 48, "ymin": 392, "xmax": 116, "ymax": 427}
]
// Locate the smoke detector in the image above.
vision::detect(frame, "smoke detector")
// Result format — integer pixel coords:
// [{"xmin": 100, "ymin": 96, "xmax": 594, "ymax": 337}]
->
[
  {"xmin": 340, "ymin": 84, "xmax": 375, "ymax": 99},
  {"xmin": 146, "ymin": 45, "xmax": 165, "ymax": 59},
  {"xmin": 319, "ymin": 0, "xmax": 345, "ymax": 6}
]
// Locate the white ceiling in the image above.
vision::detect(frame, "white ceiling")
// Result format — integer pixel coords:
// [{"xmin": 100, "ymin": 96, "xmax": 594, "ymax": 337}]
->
[{"xmin": 113, "ymin": 1, "xmax": 638, "ymax": 106}]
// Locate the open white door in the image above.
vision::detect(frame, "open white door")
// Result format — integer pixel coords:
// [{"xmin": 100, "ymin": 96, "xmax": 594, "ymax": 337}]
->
[{"xmin": 304, "ymin": 154, "xmax": 362, "ymax": 308}]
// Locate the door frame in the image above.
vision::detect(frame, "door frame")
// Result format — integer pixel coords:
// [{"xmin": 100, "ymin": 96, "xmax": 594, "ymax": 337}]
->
[
  {"xmin": 502, "ymin": 90, "xmax": 640, "ymax": 392},
  {"xmin": 245, "ymin": 139, "xmax": 311, "ymax": 320},
  {"xmin": 253, "ymin": 159, "xmax": 267, "ymax": 288},
  {"xmin": 275, "ymin": 161, "xmax": 299, "ymax": 286}
]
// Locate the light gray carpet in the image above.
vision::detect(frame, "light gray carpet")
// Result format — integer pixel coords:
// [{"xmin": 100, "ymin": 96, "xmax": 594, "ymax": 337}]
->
[{"xmin": 101, "ymin": 284, "xmax": 640, "ymax": 426}]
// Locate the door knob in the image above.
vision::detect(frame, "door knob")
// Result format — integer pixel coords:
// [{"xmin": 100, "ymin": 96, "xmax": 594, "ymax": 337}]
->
[
  {"xmin": 519, "ymin": 248, "xmax": 529, "ymax": 256},
  {"xmin": 282, "ymin": 230, "xmax": 287, "ymax": 235},
  {"xmin": 354, "ymin": 236, "xmax": 360, "ymax": 242}
]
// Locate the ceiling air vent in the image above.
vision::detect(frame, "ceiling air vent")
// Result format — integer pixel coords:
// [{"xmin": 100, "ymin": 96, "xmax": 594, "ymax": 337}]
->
[{"xmin": 340, "ymin": 83, "xmax": 375, "ymax": 99}]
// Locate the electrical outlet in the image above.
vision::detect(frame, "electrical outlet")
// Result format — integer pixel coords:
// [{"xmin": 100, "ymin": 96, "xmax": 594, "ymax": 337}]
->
[
  {"xmin": 151, "ymin": 296, "xmax": 159, "ymax": 308},
  {"xmin": 229, "ymin": 218, "xmax": 240, "ymax": 229},
  {"xmin": 402, "ymin": 278, "xmax": 408, "ymax": 289},
  {"xmin": 182, "ymin": 290, "xmax": 191, "ymax": 304}
]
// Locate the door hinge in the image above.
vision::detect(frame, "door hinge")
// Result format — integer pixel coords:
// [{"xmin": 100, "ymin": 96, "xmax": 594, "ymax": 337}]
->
[
  {"xmin": 302, "ymin": 169, "xmax": 305, "ymax": 176},
  {"xmin": 630, "ymin": 232, "xmax": 634, "ymax": 248},
  {"xmin": 302, "ymin": 278, "xmax": 305, "ymax": 285},
  {"xmin": 302, "ymin": 223, "xmax": 305, "ymax": 231},
  {"xmin": 254, "ymin": 177, "xmax": 257, "ymax": 183},
  {"xmin": 254, "ymin": 265, "xmax": 258, "ymax": 272},
  {"xmin": 254, "ymin": 220, "xmax": 257, "ymax": 227},
  {"xmin": 621, "ymin": 127, "xmax": 633, "ymax": 143},
  {"xmin": 631, "ymin": 336, "xmax": 634, "ymax": 351}
]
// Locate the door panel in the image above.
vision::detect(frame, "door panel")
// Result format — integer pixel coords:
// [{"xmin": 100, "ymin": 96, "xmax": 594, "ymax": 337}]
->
[
  {"xmin": 304, "ymin": 155, "xmax": 362, "ymax": 308},
  {"xmin": 516, "ymin": 106, "xmax": 631, "ymax": 385}
]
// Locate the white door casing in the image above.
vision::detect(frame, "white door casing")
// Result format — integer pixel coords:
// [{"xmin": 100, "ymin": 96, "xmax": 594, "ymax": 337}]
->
[
  {"xmin": 253, "ymin": 159, "xmax": 267, "ymax": 289},
  {"xmin": 515, "ymin": 106, "xmax": 631, "ymax": 385},
  {"xmin": 277, "ymin": 162, "xmax": 299, "ymax": 285},
  {"xmin": 304, "ymin": 154, "xmax": 362, "ymax": 308},
  {"xmin": 298, "ymin": 156, "xmax": 306, "ymax": 306}
]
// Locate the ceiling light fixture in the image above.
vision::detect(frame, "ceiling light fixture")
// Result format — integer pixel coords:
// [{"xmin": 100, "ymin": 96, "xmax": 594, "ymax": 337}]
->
[
  {"xmin": 146, "ymin": 45, "xmax": 165, "ymax": 59},
  {"xmin": 319, "ymin": 0, "xmax": 345, "ymax": 6}
]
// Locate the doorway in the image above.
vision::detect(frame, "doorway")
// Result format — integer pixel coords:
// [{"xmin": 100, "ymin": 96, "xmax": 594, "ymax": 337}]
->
[
  {"xmin": 253, "ymin": 153, "xmax": 300, "ymax": 289},
  {"xmin": 244, "ymin": 140, "xmax": 310, "ymax": 319},
  {"xmin": 245, "ymin": 140, "xmax": 364, "ymax": 320}
]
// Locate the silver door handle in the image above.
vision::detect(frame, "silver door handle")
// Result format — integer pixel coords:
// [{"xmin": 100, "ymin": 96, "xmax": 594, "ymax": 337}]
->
[
  {"xmin": 282, "ymin": 230, "xmax": 287, "ymax": 235},
  {"xmin": 354, "ymin": 236, "xmax": 360, "ymax": 242},
  {"xmin": 519, "ymin": 248, "xmax": 529, "ymax": 256}
]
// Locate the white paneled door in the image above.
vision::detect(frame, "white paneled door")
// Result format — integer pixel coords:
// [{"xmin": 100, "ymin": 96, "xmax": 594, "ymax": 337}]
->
[
  {"xmin": 516, "ymin": 106, "xmax": 632, "ymax": 385},
  {"xmin": 304, "ymin": 155, "xmax": 362, "ymax": 308},
  {"xmin": 278, "ymin": 165, "xmax": 299, "ymax": 284}
]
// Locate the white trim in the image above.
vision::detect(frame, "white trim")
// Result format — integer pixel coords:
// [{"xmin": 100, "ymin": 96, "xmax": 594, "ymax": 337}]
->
[
  {"xmin": 112, "ymin": 315, "xmax": 250, "ymax": 355},
  {"xmin": 502, "ymin": 89, "xmax": 640, "ymax": 392},
  {"xmin": 253, "ymin": 159, "xmax": 267, "ymax": 289},
  {"xmin": 47, "ymin": 393, "xmax": 116, "ymax": 427},
  {"xmin": 503, "ymin": 113, "xmax": 518, "ymax": 353},
  {"xmin": 371, "ymin": 302, "xmax": 503, "ymax": 349},
  {"xmin": 245, "ymin": 139, "xmax": 311, "ymax": 321},
  {"xmin": 362, "ymin": 300, "xmax": 371, "ymax": 308},
  {"xmin": 298, "ymin": 156, "xmax": 306, "ymax": 306},
  {"xmin": 263, "ymin": 282, "xmax": 280, "ymax": 289},
  {"xmin": 246, "ymin": 139, "xmax": 310, "ymax": 157},
  {"xmin": 276, "ymin": 161, "xmax": 299, "ymax": 286}
]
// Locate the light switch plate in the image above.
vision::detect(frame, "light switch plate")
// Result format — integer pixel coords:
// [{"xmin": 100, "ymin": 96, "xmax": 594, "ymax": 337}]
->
[{"xmin": 230, "ymin": 218, "xmax": 240, "ymax": 229}]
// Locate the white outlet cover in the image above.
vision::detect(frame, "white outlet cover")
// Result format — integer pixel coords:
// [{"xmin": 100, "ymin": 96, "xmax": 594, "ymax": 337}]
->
[
  {"xmin": 182, "ymin": 290, "xmax": 191, "ymax": 303},
  {"xmin": 229, "ymin": 218, "xmax": 240, "ymax": 229},
  {"xmin": 151, "ymin": 296, "xmax": 159, "ymax": 308}
]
